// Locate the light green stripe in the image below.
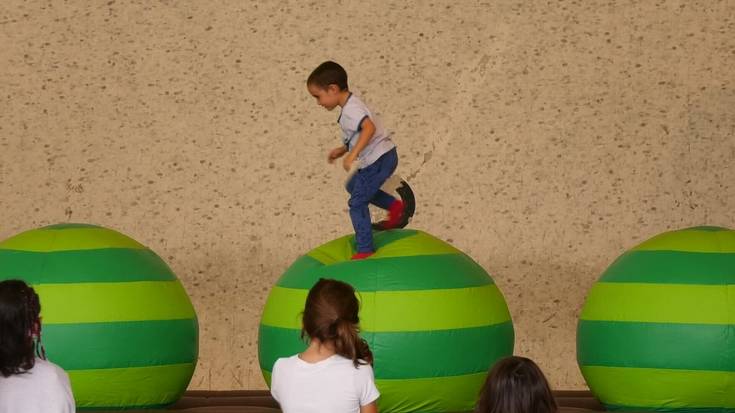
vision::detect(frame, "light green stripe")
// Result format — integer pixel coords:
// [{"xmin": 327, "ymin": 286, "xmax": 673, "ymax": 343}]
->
[
  {"xmin": 261, "ymin": 284, "xmax": 510, "ymax": 332},
  {"xmin": 370, "ymin": 230, "xmax": 459, "ymax": 258},
  {"xmin": 364, "ymin": 285, "xmax": 510, "ymax": 331},
  {"xmin": 376, "ymin": 372, "xmax": 487, "ymax": 412},
  {"xmin": 632, "ymin": 228, "xmax": 735, "ymax": 253},
  {"xmin": 70, "ymin": 363, "xmax": 195, "ymax": 408},
  {"xmin": 308, "ymin": 234, "xmax": 356, "ymax": 264},
  {"xmin": 307, "ymin": 230, "xmax": 459, "ymax": 265},
  {"xmin": 36, "ymin": 281, "xmax": 195, "ymax": 324},
  {"xmin": 580, "ymin": 365, "xmax": 735, "ymax": 408},
  {"xmin": 0, "ymin": 227, "xmax": 145, "ymax": 252},
  {"xmin": 580, "ymin": 282, "xmax": 735, "ymax": 324},
  {"xmin": 261, "ymin": 287, "xmax": 304, "ymax": 330}
]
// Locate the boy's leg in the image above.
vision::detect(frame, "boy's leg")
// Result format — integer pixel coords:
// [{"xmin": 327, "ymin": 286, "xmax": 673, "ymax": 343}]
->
[
  {"xmin": 348, "ymin": 172, "xmax": 376, "ymax": 253},
  {"xmin": 371, "ymin": 190, "xmax": 395, "ymax": 210},
  {"xmin": 368, "ymin": 148, "xmax": 407, "ymax": 229},
  {"xmin": 347, "ymin": 149, "xmax": 399, "ymax": 253},
  {"xmin": 368, "ymin": 148, "xmax": 399, "ymax": 209}
]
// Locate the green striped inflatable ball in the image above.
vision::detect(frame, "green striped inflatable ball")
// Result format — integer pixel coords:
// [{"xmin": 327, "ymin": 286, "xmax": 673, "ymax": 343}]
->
[
  {"xmin": 259, "ymin": 229, "xmax": 514, "ymax": 412},
  {"xmin": 577, "ymin": 226, "xmax": 735, "ymax": 412},
  {"xmin": 0, "ymin": 223, "xmax": 198, "ymax": 409}
]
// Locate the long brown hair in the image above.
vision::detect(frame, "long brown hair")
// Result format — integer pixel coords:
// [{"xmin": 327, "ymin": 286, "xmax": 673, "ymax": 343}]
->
[
  {"xmin": 0, "ymin": 279, "xmax": 44, "ymax": 377},
  {"xmin": 301, "ymin": 278, "xmax": 372, "ymax": 367},
  {"xmin": 476, "ymin": 356, "xmax": 558, "ymax": 413}
]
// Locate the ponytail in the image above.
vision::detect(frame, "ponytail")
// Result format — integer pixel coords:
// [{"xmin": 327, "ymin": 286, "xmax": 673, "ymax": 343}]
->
[{"xmin": 334, "ymin": 318, "xmax": 373, "ymax": 367}]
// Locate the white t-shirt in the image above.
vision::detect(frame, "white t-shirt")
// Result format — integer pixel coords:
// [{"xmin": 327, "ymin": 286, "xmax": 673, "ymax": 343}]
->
[
  {"xmin": 338, "ymin": 93, "xmax": 395, "ymax": 169},
  {"xmin": 0, "ymin": 358, "xmax": 75, "ymax": 413},
  {"xmin": 271, "ymin": 354, "xmax": 380, "ymax": 413}
]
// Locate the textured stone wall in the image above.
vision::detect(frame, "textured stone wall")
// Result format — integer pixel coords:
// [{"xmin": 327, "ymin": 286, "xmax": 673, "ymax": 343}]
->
[{"xmin": 1, "ymin": 0, "xmax": 733, "ymax": 390}]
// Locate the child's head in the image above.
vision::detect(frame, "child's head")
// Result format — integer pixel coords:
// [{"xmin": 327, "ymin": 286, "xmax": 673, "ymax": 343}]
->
[
  {"xmin": 476, "ymin": 356, "xmax": 557, "ymax": 413},
  {"xmin": 301, "ymin": 278, "xmax": 372, "ymax": 367},
  {"xmin": 306, "ymin": 61, "xmax": 349, "ymax": 110},
  {"xmin": 0, "ymin": 279, "xmax": 43, "ymax": 377}
]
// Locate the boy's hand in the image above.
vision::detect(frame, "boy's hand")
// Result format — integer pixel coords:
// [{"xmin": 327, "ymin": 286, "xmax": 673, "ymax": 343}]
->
[
  {"xmin": 343, "ymin": 153, "xmax": 357, "ymax": 171},
  {"xmin": 328, "ymin": 146, "xmax": 347, "ymax": 163}
]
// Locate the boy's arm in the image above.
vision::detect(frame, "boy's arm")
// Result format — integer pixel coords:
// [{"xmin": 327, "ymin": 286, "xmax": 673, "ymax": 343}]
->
[
  {"xmin": 328, "ymin": 145, "xmax": 348, "ymax": 163},
  {"xmin": 343, "ymin": 117, "xmax": 376, "ymax": 171}
]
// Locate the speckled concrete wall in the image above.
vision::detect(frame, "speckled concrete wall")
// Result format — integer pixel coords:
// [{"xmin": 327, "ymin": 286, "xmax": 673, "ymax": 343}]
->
[{"xmin": 1, "ymin": 0, "xmax": 733, "ymax": 391}]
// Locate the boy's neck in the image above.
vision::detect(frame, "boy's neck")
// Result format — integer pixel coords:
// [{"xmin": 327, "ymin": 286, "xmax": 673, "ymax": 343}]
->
[{"xmin": 337, "ymin": 90, "xmax": 352, "ymax": 107}]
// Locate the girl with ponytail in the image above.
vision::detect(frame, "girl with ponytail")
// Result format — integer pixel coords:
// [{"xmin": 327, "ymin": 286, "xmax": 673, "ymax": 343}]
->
[
  {"xmin": 271, "ymin": 278, "xmax": 379, "ymax": 413},
  {"xmin": 0, "ymin": 279, "xmax": 75, "ymax": 413}
]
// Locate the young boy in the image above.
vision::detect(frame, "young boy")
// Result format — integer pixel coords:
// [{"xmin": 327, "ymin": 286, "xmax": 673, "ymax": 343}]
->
[{"xmin": 307, "ymin": 61, "xmax": 405, "ymax": 260}]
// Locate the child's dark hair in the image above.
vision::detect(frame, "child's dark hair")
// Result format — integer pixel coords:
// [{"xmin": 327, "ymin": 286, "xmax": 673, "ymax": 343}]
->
[
  {"xmin": 307, "ymin": 61, "xmax": 349, "ymax": 91},
  {"xmin": 476, "ymin": 356, "xmax": 558, "ymax": 413},
  {"xmin": 0, "ymin": 279, "xmax": 44, "ymax": 377},
  {"xmin": 301, "ymin": 278, "xmax": 372, "ymax": 367}
]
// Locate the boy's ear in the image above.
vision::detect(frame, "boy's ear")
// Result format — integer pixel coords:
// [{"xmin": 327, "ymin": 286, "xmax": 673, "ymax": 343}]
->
[{"xmin": 327, "ymin": 84, "xmax": 340, "ymax": 94}]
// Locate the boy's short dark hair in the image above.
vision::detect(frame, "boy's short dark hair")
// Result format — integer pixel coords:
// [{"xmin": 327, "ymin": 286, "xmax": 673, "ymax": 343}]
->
[{"xmin": 307, "ymin": 61, "xmax": 348, "ymax": 91}]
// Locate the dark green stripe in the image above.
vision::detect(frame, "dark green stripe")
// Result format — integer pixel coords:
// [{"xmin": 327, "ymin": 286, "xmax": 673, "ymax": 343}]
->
[
  {"xmin": 258, "ymin": 324, "xmax": 307, "ymax": 372},
  {"xmin": 371, "ymin": 322, "xmax": 514, "ymax": 378},
  {"xmin": 278, "ymin": 253, "xmax": 492, "ymax": 291},
  {"xmin": 77, "ymin": 403, "xmax": 171, "ymax": 410},
  {"xmin": 279, "ymin": 255, "xmax": 324, "ymax": 284},
  {"xmin": 44, "ymin": 319, "xmax": 198, "ymax": 370},
  {"xmin": 259, "ymin": 322, "xmax": 513, "ymax": 379},
  {"xmin": 0, "ymin": 249, "xmax": 176, "ymax": 284},
  {"xmin": 688, "ymin": 226, "xmax": 729, "ymax": 232},
  {"xmin": 43, "ymin": 223, "xmax": 100, "ymax": 230},
  {"xmin": 600, "ymin": 250, "xmax": 735, "ymax": 284},
  {"xmin": 577, "ymin": 320, "xmax": 735, "ymax": 371}
]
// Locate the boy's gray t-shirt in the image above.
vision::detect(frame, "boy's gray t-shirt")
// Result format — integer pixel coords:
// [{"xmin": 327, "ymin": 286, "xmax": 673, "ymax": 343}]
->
[{"xmin": 338, "ymin": 93, "xmax": 395, "ymax": 169}]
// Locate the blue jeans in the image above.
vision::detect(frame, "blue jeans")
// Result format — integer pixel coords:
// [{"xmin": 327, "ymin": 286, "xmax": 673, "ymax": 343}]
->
[{"xmin": 346, "ymin": 148, "xmax": 398, "ymax": 253}]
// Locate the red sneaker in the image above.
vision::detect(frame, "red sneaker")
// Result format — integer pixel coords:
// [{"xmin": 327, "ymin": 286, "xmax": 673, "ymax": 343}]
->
[
  {"xmin": 351, "ymin": 252, "xmax": 374, "ymax": 260},
  {"xmin": 383, "ymin": 200, "xmax": 405, "ymax": 229}
]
